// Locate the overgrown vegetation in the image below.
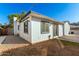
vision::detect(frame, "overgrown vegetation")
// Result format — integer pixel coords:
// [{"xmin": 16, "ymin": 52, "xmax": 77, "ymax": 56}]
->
[
  {"xmin": 0, "ymin": 23, "xmax": 9, "ymax": 28},
  {"xmin": 8, "ymin": 11, "xmax": 26, "ymax": 28},
  {"xmin": 61, "ymin": 40, "xmax": 79, "ymax": 46}
]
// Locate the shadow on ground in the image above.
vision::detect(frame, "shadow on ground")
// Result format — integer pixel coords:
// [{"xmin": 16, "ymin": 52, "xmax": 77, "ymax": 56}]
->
[{"xmin": 2, "ymin": 35, "xmax": 30, "ymax": 44}]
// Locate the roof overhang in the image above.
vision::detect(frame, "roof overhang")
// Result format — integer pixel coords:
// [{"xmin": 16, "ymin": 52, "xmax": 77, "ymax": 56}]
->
[
  {"xmin": 21, "ymin": 11, "xmax": 64, "ymax": 25},
  {"xmin": 30, "ymin": 12, "xmax": 64, "ymax": 25}
]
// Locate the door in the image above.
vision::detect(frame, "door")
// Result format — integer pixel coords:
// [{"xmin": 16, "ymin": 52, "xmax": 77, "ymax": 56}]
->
[{"xmin": 53, "ymin": 24, "xmax": 58, "ymax": 36}]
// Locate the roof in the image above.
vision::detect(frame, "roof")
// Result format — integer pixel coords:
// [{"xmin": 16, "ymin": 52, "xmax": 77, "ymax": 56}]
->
[{"xmin": 21, "ymin": 10, "xmax": 64, "ymax": 24}]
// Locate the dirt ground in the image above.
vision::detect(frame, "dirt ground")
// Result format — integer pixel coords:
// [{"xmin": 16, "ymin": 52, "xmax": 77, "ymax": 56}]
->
[{"xmin": 1, "ymin": 39, "xmax": 79, "ymax": 56}]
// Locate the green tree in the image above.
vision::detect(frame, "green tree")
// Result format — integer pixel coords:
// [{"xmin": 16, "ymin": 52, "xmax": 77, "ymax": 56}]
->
[
  {"xmin": 8, "ymin": 11, "xmax": 26, "ymax": 28},
  {"xmin": 8, "ymin": 14, "xmax": 20, "ymax": 28},
  {"xmin": 20, "ymin": 11, "xmax": 26, "ymax": 18}
]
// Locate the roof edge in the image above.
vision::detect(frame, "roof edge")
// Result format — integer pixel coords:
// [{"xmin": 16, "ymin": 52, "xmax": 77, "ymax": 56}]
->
[{"xmin": 21, "ymin": 10, "xmax": 64, "ymax": 24}]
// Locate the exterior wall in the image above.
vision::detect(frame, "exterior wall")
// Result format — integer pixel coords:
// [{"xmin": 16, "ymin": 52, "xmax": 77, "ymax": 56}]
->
[
  {"xmin": 64, "ymin": 22, "xmax": 70, "ymax": 35},
  {"xmin": 58, "ymin": 25, "xmax": 63, "ymax": 36},
  {"xmin": 31, "ymin": 17, "xmax": 53, "ymax": 43},
  {"xmin": 19, "ymin": 17, "xmax": 31, "ymax": 43},
  {"xmin": 14, "ymin": 17, "xmax": 70, "ymax": 44},
  {"xmin": 14, "ymin": 17, "xmax": 19, "ymax": 35}
]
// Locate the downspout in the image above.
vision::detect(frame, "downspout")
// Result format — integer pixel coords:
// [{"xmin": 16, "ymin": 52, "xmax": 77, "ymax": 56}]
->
[{"xmin": 13, "ymin": 17, "xmax": 17, "ymax": 35}]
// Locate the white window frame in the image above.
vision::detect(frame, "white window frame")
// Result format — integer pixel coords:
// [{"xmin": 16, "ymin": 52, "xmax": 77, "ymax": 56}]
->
[{"xmin": 41, "ymin": 21, "xmax": 49, "ymax": 34}]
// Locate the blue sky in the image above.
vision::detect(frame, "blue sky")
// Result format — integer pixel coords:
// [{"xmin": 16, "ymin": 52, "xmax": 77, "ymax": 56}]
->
[{"xmin": 0, "ymin": 3, "xmax": 79, "ymax": 25}]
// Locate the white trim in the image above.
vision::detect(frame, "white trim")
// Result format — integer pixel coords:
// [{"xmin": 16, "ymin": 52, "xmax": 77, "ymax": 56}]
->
[{"xmin": 53, "ymin": 36, "xmax": 59, "ymax": 38}]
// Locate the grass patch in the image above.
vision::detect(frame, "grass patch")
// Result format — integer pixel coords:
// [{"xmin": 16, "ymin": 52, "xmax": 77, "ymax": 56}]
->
[{"xmin": 61, "ymin": 40, "xmax": 79, "ymax": 46}]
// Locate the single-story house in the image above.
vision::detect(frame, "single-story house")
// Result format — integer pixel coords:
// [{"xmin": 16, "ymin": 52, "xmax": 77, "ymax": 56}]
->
[
  {"xmin": 14, "ymin": 11, "xmax": 70, "ymax": 44},
  {"xmin": 70, "ymin": 25, "xmax": 79, "ymax": 35}
]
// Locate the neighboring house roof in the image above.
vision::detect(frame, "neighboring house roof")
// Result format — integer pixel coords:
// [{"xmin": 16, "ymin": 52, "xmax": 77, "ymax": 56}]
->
[
  {"xmin": 21, "ymin": 10, "xmax": 64, "ymax": 24},
  {"xmin": 70, "ymin": 25, "xmax": 79, "ymax": 30}
]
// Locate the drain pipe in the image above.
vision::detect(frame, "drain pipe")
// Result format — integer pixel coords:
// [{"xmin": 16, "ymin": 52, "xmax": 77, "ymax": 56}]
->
[{"xmin": 48, "ymin": 35, "xmax": 51, "ymax": 40}]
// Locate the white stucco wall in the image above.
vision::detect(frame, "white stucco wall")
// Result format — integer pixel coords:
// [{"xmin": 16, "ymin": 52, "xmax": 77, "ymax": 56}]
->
[
  {"xmin": 64, "ymin": 22, "xmax": 70, "ymax": 35},
  {"xmin": 31, "ymin": 17, "xmax": 53, "ymax": 43},
  {"xmin": 14, "ymin": 16, "xmax": 70, "ymax": 44},
  {"xmin": 14, "ymin": 17, "xmax": 19, "ymax": 35},
  {"xmin": 19, "ymin": 17, "xmax": 31, "ymax": 42},
  {"xmin": 58, "ymin": 25, "xmax": 63, "ymax": 36}
]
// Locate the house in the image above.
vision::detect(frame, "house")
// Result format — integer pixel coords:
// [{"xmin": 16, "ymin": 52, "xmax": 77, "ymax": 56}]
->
[
  {"xmin": 14, "ymin": 11, "xmax": 70, "ymax": 44},
  {"xmin": 70, "ymin": 25, "xmax": 79, "ymax": 35}
]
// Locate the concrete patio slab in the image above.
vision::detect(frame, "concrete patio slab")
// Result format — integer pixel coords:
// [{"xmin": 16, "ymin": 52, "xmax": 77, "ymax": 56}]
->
[
  {"xmin": 2, "ymin": 35, "xmax": 30, "ymax": 44},
  {"xmin": 0, "ymin": 36, "xmax": 6, "ymax": 44},
  {"xmin": 0, "ymin": 35, "xmax": 30, "ymax": 55}
]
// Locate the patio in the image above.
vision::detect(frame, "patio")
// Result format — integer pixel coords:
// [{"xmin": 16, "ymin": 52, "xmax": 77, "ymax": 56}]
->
[
  {"xmin": 2, "ymin": 35, "xmax": 30, "ymax": 44},
  {"xmin": 0, "ymin": 35, "xmax": 30, "ymax": 54},
  {"xmin": 0, "ymin": 36, "xmax": 6, "ymax": 44}
]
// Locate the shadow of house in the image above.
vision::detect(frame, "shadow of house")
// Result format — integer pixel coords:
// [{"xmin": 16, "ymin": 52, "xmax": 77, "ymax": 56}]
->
[{"xmin": 2, "ymin": 35, "xmax": 30, "ymax": 44}]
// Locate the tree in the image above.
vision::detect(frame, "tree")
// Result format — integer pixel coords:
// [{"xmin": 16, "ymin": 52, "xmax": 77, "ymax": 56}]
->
[
  {"xmin": 8, "ymin": 11, "xmax": 26, "ymax": 28},
  {"xmin": 71, "ymin": 22, "xmax": 79, "ymax": 26},
  {"xmin": 20, "ymin": 11, "xmax": 26, "ymax": 18},
  {"xmin": 8, "ymin": 14, "xmax": 20, "ymax": 27}
]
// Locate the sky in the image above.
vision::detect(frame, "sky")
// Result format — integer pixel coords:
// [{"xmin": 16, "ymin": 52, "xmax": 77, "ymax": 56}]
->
[{"xmin": 0, "ymin": 3, "xmax": 79, "ymax": 25}]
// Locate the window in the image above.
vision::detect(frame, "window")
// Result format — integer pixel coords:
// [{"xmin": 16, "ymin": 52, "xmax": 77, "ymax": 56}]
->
[
  {"xmin": 41, "ymin": 21, "xmax": 49, "ymax": 34},
  {"xmin": 24, "ymin": 21, "xmax": 28, "ymax": 33},
  {"xmin": 18, "ymin": 25, "xmax": 19, "ymax": 30}
]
